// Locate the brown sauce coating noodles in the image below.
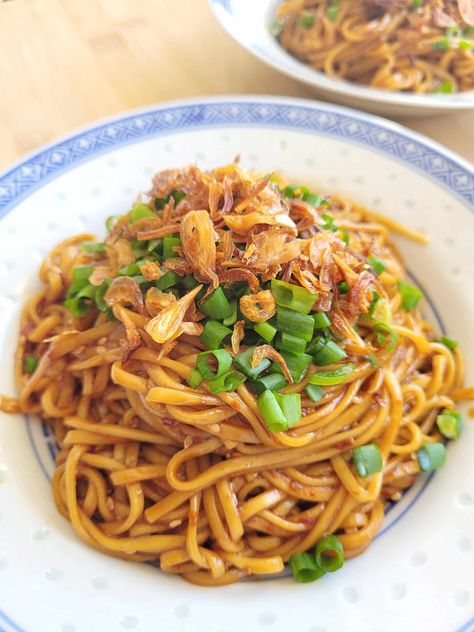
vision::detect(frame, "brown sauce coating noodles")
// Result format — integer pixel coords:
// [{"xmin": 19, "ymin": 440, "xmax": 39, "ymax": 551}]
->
[
  {"xmin": 0, "ymin": 162, "xmax": 471, "ymax": 585},
  {"xmin": 276, "ymin": 0, "xmax": 474, "ymax": 93}
]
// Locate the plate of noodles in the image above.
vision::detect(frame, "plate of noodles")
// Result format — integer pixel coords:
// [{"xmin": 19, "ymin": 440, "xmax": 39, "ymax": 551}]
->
[
  {"xmin": 209, "ymin": 0, "xmax": 474, "ymax": 116},
  {"xmin": 0, "ymin": 96, "xmax": 473, "ymax": 632}
]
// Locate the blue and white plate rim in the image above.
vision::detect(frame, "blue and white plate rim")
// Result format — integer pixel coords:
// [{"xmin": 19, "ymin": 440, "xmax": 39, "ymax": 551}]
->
[{"xmin": 0, "ymin": 95, "xmax": 473, "ymax": 632}]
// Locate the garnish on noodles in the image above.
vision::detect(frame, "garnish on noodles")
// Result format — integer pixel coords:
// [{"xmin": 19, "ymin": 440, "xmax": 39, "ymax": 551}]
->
[{"xmin": 1, "ymin": 161, "xmax": 471, "ymax": 586}]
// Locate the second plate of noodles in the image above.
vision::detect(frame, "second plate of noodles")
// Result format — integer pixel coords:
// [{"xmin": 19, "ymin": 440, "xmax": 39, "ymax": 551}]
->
[{"xmin": 1, "ymin": 161, "xmax": 471, "ymax": 586}]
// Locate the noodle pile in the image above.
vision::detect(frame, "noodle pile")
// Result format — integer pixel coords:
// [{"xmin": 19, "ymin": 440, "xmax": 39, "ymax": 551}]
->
[
  {"xmin": 1, "ymin": 161, "xmax": 471, "ymax": 585},
  {"xmin": 275, "ymin": 0, "xmax": 474, "ymax": 93}
]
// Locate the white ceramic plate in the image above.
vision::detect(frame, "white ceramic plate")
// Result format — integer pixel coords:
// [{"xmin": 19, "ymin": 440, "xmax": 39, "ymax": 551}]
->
[
  {"xmin": 209, "ymin": 0, "xmax": 474, "ymax": 117},
  {"xmin": 0, "ymin": 96, "xmax": 473, "ymax": 632}
]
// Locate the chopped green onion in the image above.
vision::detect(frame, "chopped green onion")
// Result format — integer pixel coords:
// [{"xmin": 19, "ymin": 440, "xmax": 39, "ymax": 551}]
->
[
  {"xmin": 186, "ymin": 369, "xmax": 203, "ymax": 388},
  {"xmin": 339, "ymin": 229, "xmax": 350, "ymax": 246},
  {"xmin": 163, "ymin": 235, "xmax": 182, "ymax": 261},
  {"xmin": 313, "ymin": 340, "xmax": 347, "ymax": 366},
  {"xmin": 409, "ymin": 0, "xmax": 423, "ymax": 8},
  {"xmin": 438, "ymin": 335, "xmax": 458, "ymax": 351},
  {"xmin": 436, "ymin": 410, "xmax": 462, "ymax": 440},
  {"xmin": 432, "ymin": 37, "xmax": 450, "ymax": 51},
  {"xmin": 155, "ymin": 189, "xmax": 186, "ymax": 210},
  {"xmin": 223, "ymin": 300, "xmax": 238, "ymax": 326},
  {"xmin": 200, "ymin": 287, "xmax": 233, "ymax": 320},
  {"xmin": 197, "ymin": 349, "xmax": 232, "ymax": 380},
  {"xmin": 156, "ymin": 271, "xmax": 180, "ymax": 290},
  {"xmin": 257, "ymin": 390, "xmax": 288, "ymax": 432},
  {"xmin": 130, "ymin": 239, "xmax": 150, "ymax": 259},
  {"xmin": 23, "ymin": 355, "xmax": 38, "ymax": 374},
  {"xmin": 64, "ymin": 295, "xmax": 93, "ymax": 317},
  {"xmin": 234, "ymin": 346, "xmax": 271, "ymax": 379},
  {"xmin": 459, "ymin": 38, "xmax": 472, "ymax": 50},
  {"xmin": 208, "ymin": 370, "xmax": 247, "ymax": 394},
  {"xmin": 269, "ymin": 18, "xmax": 284, "ymax": 37},
  {"xmin": 303, "ymin": 192, "xmax": 322, "ymax": 206},
  {"xmin": 368, "ymin": 256, "xmax": 386, "ymax": 276},
  {"xmin": 105, "ymin": 215, "xmax": 120, "ymax": 231},
  {"xmin": 81, "ymin": 242, "xmax": 106, "ymax": 254},
  {"xmin": 313, "ymin": 312, "xmax": 331, "ymax": 329},
  {"xmin": 315, "ymin": 535, "xmax": 344, "ymax": 572},
  {"xmin": 182, "ymin": 274, "xmax": 199, "ymax": 290},
  {"xmin": 200, "ymin": 320, "xmax": 232, "ymax": 349},
  {"xmin": 270, "ymin": 351, "xmax": 313, "ymax": 382},
  {"xmin": 367, "ymin": 291, "xmax": 380, "ymax": 317},
  {"xmin": 367, "ymin": 354, "xmax": 378, "ymax": 369},
  {"xmin": 327, "ymin": 0, "xmax": 340, "ymax": 21},
  {"xmin": 397, "ymin": 281, "xmax": 423, "ymax": 312},
  {"xmin": 289, "ymin": 552, "xmax": 325, "ymax": 583},
  {"xmin": 298, "ymin": 12, "xmax": 314, "ymax": 28},
  {"xmin": 309, "ymin": 364, "xmax": 355, "ymax": 386},
  {"xmin": 147, "ymin": 238, "xmax": 163, "ymax": 254},
  {"xmin": 271, "ymin": 279, "xmax": 316, "ymax": 314},
  {"xmin": 254, "ymin": 321, "xmax": 277, "ymax": 343},
  {"xmin": 446, "ymin": 26, "xmax": 462, "ymax": 38},
  {"xmin": 275, "ymin": 393, "xmax": 301, "ymax": 426},
  {"xmin": 275, "ymin": 332, "xmax": 307, "ymax": 355},
  {"xmin": 321, "ymin": 213, "xmax": 337, "ymax": 232},
  {"xmin": 305, "ymin": 384, "xmax": 324, "ymax": 403},
  {"xmin": 119, "ymin": 262, "xmax": 141, "ymax": 276},
  {"xmin": 94, "ymin": 280, "xmax": 112, "ymax": 312},
  {"xmin": 67, "ymin": 265, "xmax": 93, "ymax": 296},
  {"xmin": 339, "ymin": 281, "xmax": 349, "ymax": 295},
  {"xmin": 374, "ymin": 322, "xmax": 399, "ymax": 351},
  {"xmin": 352, "ymin": 444, "xmax": 382, "ymax": 477},
  {"xmin": 250, "ymin": 373, "xmax": 287, "ymax": 395},
  {"xmin": 129, "ymin": 203, "xmax": 155, "ymax": 223},
  {"xmin": 434, "ymin": 80, "xmax": 454, "ymax": 93},
  {"xmin": 276, "ymin": 307, "xmax": 314, "ymax": 341},
  {"xmin": 417, "ymin": 442, "xmax": 446, "ymax": 472},
  {"xmin": 370, "ymin": 297, "xmax": 392, "ymax": 323},
  {"xmin": 283, "ymin": 184, "xmax": 302, "ymax": 198},
  {"xmin": 307, "ymin": 336, "xmax": 326, "ymax": 357}
]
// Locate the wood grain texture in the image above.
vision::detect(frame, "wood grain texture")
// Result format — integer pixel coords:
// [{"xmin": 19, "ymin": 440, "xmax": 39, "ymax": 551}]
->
[{"xmin": 0, "ymin": 0, "xmax": 473, "ymax": 171}]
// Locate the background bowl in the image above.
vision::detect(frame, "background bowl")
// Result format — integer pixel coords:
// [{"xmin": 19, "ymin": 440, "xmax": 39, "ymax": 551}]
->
[
  {"xmin": 209, "ymin": 0, "xmax": 474, "ymax": 117},
  {"xmin": 0, "ymin": 96, "xmax": 473, "ymax": 632}
]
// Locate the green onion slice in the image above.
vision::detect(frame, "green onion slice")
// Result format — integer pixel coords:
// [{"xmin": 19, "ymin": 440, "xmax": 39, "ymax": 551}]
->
[
  {"xmin": 275, "ymin": 393, "xmax": 301, "ymax": 426},
  {"xmin": 270, "ymin": 351, "xmax": 312, "ymax": 382},
  {"xmin": 254, "ymin": 321, "xmax": 277, "ymax": 343},
  {"xmin": 313, "ymin": 340, "xmax": 347, "ymax": 366},
  {"xmin": 352, "ymin": 444, "xmax": 382, "ymax": 477},
  {"xmin": 186, "ymin": 369, "xmax": 203, "ymax": 389},
  {"xmin": 315, "ymin": 535, "xmax": 344, "ymax": 572},
  {"xmin": 223, "ymin": 300, "xmax": 238, "ymax": 327},
  {"xmin": 156, "ymin": 271, "xmax": 180, "ymax": 290},
  {"xmin": 289, "ymin": 552, "xmax": 325, "ymax": 583},
  {"xmin": 208, "ymin": 371, "xmax": 247, "ymax": 394},
  {"xmin": 81, "ymin": 242, "xmax": 106, "ymax": 254},
  {"xmin": 374, "ymin": 322, "xmax": 399, "ymax": 351},
  {"xmin": 271, "ymin": 279, "xmax": 316, "ymax": 314},
  {"xmin": 298, "ymin": 12, "xmax": 314, "ymax": 28},
  {"xmin": 309, "ymin": 364, "xmax": 355, "ymax": 386},
  {"xmin": 200, "ymin": 320, "xmax": 232, "ymax": 350},
  {"xmin": 313, "ymin": 312, "xmax": 331, "ymax": 329},
  {"xmin": 438, "ymin": 335, "xmax": 458, "ymax": 351},
  {"xmin": 305, "ymin": 384, "xmax": 324, "ymax": 403},
  {"xmin": 234, "ymin": 346, "xmax": 271, "ymax": 379},
  {"xmin": 23, "ymin": 355, "xmax": 38, "ymax": 374},
  {"xmin": 257, "ymin": 390, "xmax": 288, "ymax": 432},
  {"xmin": 163, "ymin": 235, "xmax": 182, "ymax": 261},
  {"xmin": 129, "ymin": 203, "xmax": 155, "ymax": 223},
  {"xmin": 368, "ymin": 256, "xmax": 386, "ymax": 276},
  {"xmin": 397, "ymin": 280, "xmax": 422, "ymax": 310},
  {"xmin": 250, "ymin": 373, "xmax": 287, "ymax": 395},
  {"xmin": 436, "ymin": 410, "xmax": 462, "ymax": 440},
  {"xmin": 417, "ymin": 442, "xmax": 446, "ymax": 471},
  {"xmin": 276, "ymin": 306, "xmax": 314, "ymax": 341},
  {"xmin": 196, "ymin": 349, "xmax": 232, "ymax": 380},
  {"xmin": 200, "ymin": 287, "xmax": 233, "ymax": 320},
  {"xmin": 275, "ymin": 332, "xmax": 307, "ymax": 355}
]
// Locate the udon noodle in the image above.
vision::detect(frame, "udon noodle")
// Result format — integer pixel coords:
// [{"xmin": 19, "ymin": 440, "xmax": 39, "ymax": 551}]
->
[
  {"xmin": 1, "ymin": 162, "xmax": 470, "ymax": 585},
  {"xmin": 275, "ymin": 0, "xmax": 474, "ymax": 93}
]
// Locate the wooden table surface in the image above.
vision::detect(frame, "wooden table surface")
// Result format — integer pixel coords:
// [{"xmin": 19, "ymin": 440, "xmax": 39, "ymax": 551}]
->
[{"xmin": 0, "ymin": 0, "xmax": 473, "ymax": 171}]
